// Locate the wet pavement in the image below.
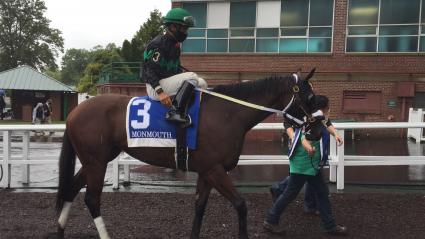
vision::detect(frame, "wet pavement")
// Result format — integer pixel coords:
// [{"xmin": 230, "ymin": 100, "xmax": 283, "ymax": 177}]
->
[{"xmin": 1, "ymin": 135, "xmax": 425, "ymax": 193}]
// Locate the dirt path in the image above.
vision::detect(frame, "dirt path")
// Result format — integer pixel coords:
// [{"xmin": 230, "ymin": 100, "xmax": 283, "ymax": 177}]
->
[{"xmin": 0, "ymin": 191, "xmax": 424, "ymax": 238}]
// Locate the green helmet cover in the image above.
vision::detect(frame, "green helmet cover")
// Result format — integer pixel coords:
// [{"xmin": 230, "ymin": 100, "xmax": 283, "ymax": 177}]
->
[{"xmin": 164, "ymin": 8, "xmax": 195, "ymax": 27}]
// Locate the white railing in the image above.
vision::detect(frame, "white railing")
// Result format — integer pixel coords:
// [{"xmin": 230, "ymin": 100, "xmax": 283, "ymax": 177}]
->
[
  {"xmin": 0, "ymin": 124, "xmax": 65, "ymax": 188},
  {"xmin": 408, "ymin": 108, "xmax": 425, "ymax": 143},
  {"xmin": 1, "ymin": 122, "xmax": 425, "ymax": 190}
]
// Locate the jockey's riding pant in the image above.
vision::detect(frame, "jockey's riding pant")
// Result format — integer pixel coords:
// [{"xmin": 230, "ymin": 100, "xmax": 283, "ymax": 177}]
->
[{"xmin": 146, "ymin": 72, "xmax": 207, "ymax": 100}]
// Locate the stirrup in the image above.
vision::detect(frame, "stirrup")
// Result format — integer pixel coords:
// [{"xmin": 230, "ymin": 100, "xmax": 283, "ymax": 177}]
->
[{"xmin": 166, "ymin": 111, "xmax": 192, "ymax": 128}]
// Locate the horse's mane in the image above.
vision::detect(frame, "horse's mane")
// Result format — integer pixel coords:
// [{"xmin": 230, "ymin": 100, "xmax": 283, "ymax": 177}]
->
[{"xmin": 212, "ymin": 75, "xmax": 290, "ymax": 101}]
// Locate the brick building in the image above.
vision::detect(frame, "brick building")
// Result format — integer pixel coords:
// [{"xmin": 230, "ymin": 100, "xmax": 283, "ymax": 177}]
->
[
  {"xmin": 98, "ymin": 0, "xmax": 425, "ymax": 138},
  {"xmin": 170, "ymin": 0, "xmax": 425, "ymax": 127}
]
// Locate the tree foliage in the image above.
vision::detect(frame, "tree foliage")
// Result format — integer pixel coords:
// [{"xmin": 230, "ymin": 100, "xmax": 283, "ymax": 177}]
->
[
  {"xmin": 21, "ymin": 8, "xmax": 165, "ymax": 94},
  {"xmin": 60, "ymin": 49, "xmax": 90, "ymax": 86},
  {"xmin": 120, "ymin": 9, "xmax": 164, "ymax": 62},
  {"xmin": 0, "ymin": 0, "xmax": 64, "ymax": 71},
  {"xmin": 77, "ymin": 44, "xmax": 123, "ymax": 94}
]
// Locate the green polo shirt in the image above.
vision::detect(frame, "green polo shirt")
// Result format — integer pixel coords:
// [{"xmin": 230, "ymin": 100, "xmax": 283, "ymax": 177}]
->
[{"xmin": 289, "ymin": 135, "xmax": 321, "ymax": 176}]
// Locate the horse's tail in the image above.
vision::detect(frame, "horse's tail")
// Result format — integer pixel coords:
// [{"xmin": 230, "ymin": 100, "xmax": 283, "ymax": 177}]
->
[{"xmin": 56, "ymin": 129, "xmax": 76, "ymax": 214}]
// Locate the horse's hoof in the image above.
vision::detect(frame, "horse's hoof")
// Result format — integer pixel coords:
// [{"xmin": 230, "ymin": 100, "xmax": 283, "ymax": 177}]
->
[{"xmin": 57, "ymin": 225, "xmax": 65, "ymax": 238}]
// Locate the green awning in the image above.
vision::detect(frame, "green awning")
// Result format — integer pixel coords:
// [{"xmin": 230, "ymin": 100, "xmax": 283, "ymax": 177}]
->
[{"xmin": 0, "ymin": 65, "xmax": 75, "ymax": 92}]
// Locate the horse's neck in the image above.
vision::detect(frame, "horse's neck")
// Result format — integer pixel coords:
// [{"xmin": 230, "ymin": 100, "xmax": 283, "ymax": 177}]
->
[{"xmin": 229, "ymin": 94, "xmax": 282, "ymax": 132}]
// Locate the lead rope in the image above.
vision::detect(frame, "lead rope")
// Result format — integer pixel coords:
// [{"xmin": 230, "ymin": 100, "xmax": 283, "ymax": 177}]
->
[
  {"xmin": 199, "ymin": 87, "xmax": 307, "ymax": 126},
  {"xmin": 196, "ymin": 88, "xmax": 290, "ymax": 114},
  {"xmin": 196, "ymin": 74, "xmax": 306, "ymax": 125}
]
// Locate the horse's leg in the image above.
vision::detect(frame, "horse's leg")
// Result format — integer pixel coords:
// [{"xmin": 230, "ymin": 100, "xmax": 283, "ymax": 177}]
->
[
  {"xmin": 57, "ymin": 168, "xmax": 87, "ymax": 237},
  {"xmin": 191, "ymin": 176, "xmax": 212, "ymax": 239},
  {"xmin": 84, "ymin": 162, "xmax": 110, "ymax": 239},
  {"xmin": 204, "ymin": 165, "xmax": 248, "ymax": 239}
]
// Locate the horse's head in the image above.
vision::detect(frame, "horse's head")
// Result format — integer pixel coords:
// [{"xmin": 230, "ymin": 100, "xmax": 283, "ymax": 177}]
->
[
  {"xmin": 283, "ymin": 68, "xmax": 316, "ymax": 126},
  {"xmin": 296, "ymin": 67, "xmax": 316, "ymax": 113}
]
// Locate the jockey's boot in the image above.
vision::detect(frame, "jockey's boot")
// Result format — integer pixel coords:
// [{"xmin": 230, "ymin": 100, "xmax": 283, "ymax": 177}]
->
[{"xmin": 166, "ymin": 81, "xmax": 195, "ymax": 128}]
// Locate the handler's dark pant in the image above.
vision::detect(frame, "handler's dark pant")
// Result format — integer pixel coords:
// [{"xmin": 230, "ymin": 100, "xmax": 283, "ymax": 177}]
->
[
  {"xmin": 266, "ymin": 172, "xmax": 336, "ymax": 230},
  {"xmin": 271, "ymin": 176, "xmax": 318, "ymax": 212}
]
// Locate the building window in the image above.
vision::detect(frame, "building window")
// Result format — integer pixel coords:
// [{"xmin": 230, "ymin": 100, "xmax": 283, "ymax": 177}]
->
[
  {"xmin": 229, "ymin": 1, "xmax": 256, "ymax": 52},
  {"xmin": 347, "ymin": 0, "xmax": 425, "ymax": 53},
  {"xmin": 255, "ymin": 1, "xmax": 280, "ymax": 52},
  {"xmin": 182, "ymin": 2, "xmax": 207, "ymax": 52},
  {"xmin": 343, "ymin": 91, "xmax": 382, "ymax": 114},
  {"xmin": 182, "ymin": 0, "xmax": 334, "ymax": 54},
  {"xmin": 280, "ymin": 0, "xmax": 334, "ymax": 53}
]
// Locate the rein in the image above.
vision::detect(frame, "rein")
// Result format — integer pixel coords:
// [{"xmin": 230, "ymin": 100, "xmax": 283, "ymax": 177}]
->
[
  {"xmin": 197, "ymin": 74, "xmax": 307, "ymax": 126},
  {"xmin": 197, "ymin": 88, "xmax": 291, "ymax": 114}
]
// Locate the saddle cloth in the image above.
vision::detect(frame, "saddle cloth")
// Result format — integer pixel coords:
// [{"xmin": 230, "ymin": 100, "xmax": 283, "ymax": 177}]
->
[{"xmin": 126, "ymin": 92, "xmax": 201, "ymax": 149}]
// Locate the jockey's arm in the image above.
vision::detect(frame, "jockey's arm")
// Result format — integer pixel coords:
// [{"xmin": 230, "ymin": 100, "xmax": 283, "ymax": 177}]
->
[{"xmin": 144, "ymin": 47, "xmax": 172, "ymax": 107}]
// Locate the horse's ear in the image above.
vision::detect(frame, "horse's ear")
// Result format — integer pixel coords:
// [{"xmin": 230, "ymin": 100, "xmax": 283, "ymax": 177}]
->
[
  {"xmin": 304, "ymin": 68, "xmax": 316, "ymax": 81},
  {"xmin": 296, "ymin": 68, "xmax": 302, "ymax": 79}
]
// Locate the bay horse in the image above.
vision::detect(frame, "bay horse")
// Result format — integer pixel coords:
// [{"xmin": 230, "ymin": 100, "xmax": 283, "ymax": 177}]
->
[{"xmin": 55, "ymin": 69, "xmax": 317, "ymax": 239}]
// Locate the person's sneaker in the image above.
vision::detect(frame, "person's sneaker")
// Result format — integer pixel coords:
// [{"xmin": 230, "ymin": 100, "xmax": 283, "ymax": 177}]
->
[
  {"xmin": 263, "ymin": 221, "xmax": 285, "ymax": 235},
  {"xmin": 269, "ymin": 188, "xmax": 278, "ymax": 203},
  {"xmin": 325, "ymin": 225, "xmax": 348, "ymax": 236}
]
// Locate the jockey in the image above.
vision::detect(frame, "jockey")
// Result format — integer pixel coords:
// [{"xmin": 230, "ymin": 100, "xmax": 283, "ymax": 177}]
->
[{"xmin": 141, "ymin": 7, "xmax": 208, "ymax": 128}]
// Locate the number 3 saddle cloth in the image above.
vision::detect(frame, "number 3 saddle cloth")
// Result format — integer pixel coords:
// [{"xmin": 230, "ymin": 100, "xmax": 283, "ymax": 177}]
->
[{"xmin": 126, "ymin": 91, "xmax": 201, "ymax": 149}]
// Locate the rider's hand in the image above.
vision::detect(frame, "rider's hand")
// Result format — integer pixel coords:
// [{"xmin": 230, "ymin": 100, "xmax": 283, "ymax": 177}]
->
[{"xmin": 158, "ymin": 92, "xmax": 172, "ymax": 107}]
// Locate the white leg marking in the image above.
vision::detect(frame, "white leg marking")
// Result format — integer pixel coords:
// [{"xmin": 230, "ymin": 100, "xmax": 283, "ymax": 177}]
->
[
  {"xmin": 58, "ymin": 201, "xmax": 73, "ymax": 229},
  {"xmin": 94, "ymin": 216, "xmax": 111, "ymax": 239}
]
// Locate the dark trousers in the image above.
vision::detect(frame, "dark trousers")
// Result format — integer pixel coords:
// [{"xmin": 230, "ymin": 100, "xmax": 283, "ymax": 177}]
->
[
  {"xmin": 271, "ymin": 176, "xmax": 319, "ymax": 212},
  {"xmin": 266, "ymin": 172, "xmax": 336, "ymax": 230}
]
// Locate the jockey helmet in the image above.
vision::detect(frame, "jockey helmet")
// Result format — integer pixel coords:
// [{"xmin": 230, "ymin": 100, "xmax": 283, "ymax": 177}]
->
[{"xmin": 164, "ymin": 8, "xmax": 195, "ymax": 27}]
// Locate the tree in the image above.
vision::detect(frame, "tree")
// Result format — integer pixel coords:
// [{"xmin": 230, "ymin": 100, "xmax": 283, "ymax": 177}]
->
[
  {"xmin": 77, "ymin": 44, "xmax": 124, "ymax": 94},
  {"xmin": 43, "ymin": 67, "xmax": 61, "ymax": 81},
  {"xmin": 0, "ymin": 0, "xmax": 64, "ymax": 71},
  {"xmin": 120, "ymin": 40, "xmax": 133, "ymax": 62},
  {"xmin": 120, "ymin": 9, "xmax": 164, "ymax": 62},
  {"xmin": 60, "ymin": 48, "xmax": 90, "ymax": 86}
]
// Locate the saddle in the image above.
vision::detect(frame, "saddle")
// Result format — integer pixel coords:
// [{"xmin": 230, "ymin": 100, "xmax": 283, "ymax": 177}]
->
[{"xmin": 126, "ymin": 93, "xmax": 201, "ymax": 171}]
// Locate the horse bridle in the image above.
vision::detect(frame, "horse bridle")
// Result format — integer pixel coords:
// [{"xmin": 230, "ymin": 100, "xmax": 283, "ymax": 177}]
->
[{"xmin": 281, "ymin": 74, "xmax": 315, "ymax": 128}]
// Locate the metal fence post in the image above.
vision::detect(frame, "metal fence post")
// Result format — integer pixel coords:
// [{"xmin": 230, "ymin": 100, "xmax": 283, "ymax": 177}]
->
[
  {"xmin": 124, "ymin": 164, "xmax": 130, "ymax": 185},
  {"xmin": 329, "ymin": 133, "xmax": 337, "ymax": 182},
  {"xmin": 22, "ymin": 131, "xmax": 30, "ymax": 184},
  {"xmin": 2, "ymin": 131, "xmax": 11, "ymax": 188},
  {"xmin": 336, "ymin": 131, "xmax": 345, "ymax": 190},
  {"xmin": 112, "ymin": 154, "xmax": 120, "ymax": 189},
  {"xmin": 419, "ymin": 109, "xmax": 424, "ymax": 143}
]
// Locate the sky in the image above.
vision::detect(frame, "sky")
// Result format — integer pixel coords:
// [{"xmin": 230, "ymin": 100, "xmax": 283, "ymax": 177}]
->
[{"xmin": 44, "ymin": 0, "xmax": 171, "ymax": 52}]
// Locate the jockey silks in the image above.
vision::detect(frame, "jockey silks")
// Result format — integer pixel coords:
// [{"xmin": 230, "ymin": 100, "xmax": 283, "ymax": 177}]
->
[{"xmin": 142, "ymin": 34, "xmax": 182, "ymax": 90}]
